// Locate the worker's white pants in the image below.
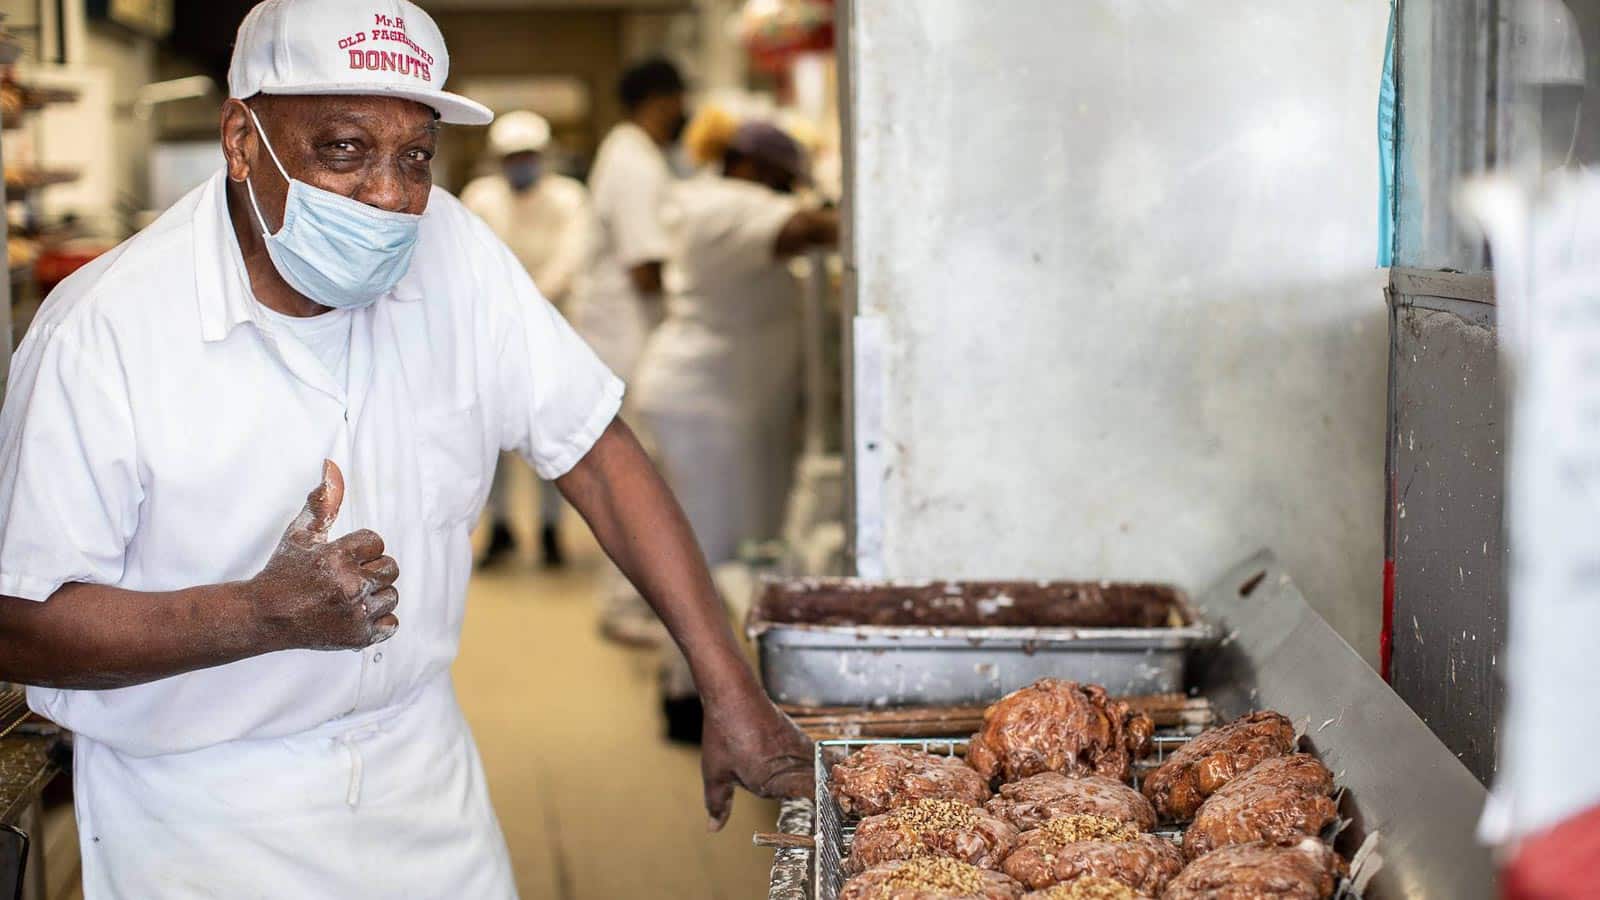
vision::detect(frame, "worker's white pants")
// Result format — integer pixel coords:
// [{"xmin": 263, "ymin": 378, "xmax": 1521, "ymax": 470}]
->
[{"xmin": 639, "ymin": 408, "xmax": 796, "ymax": 567}]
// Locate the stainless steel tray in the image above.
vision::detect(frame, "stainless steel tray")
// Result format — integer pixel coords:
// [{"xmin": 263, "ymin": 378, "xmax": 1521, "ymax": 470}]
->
[{"xmin": 748, "ymin": 577, "xmax": 1218, "ymax": 706}]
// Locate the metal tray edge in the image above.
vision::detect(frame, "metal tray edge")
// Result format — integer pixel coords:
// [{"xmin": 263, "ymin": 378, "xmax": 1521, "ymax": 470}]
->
[
  {"xmin": 744, "ymin": 575, "xmax": 1214, "ymax": 645},
  {"xmin": 749, "ymin": 622, "xmax": 1219, "ymax": 646}
]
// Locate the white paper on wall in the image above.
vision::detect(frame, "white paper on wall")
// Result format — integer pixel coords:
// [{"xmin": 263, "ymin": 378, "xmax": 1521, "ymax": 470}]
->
[{"xmin": 1467, "ymin": 171, "xmax": 1600, "ymax": 842}]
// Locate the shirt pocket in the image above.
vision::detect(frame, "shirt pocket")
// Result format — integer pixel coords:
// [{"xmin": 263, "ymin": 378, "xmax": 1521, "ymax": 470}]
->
[{"xmin": 415, "ymin": 403, "xmax": 490, "ymax": 529}]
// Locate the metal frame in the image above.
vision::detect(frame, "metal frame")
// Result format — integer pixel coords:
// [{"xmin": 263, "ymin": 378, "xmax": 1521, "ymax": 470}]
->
[{"xmin": 1383, "ymin": 267, "xmax": 1502, "ymax": 783}]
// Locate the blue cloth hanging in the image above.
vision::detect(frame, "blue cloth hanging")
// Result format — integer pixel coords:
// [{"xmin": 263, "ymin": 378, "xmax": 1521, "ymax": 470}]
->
[{"xmin": 1378, "ymin": 0, "xmax": 1398, "ymax": 267}]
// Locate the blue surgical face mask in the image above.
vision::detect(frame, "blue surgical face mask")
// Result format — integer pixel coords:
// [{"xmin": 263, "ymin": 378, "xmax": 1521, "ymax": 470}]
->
[
  {"xmin": 504, "ymin": 159, "xmax": 541, "ymax": 192},
  {"xmin": 244, "ymin": 108, "xmax": 421, "ymax": 310}
]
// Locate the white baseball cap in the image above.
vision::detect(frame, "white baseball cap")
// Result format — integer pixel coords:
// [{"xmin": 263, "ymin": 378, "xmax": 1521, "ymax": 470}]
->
[
  {"xmin": 488, "ymin": 111, "xmax": 552, "ymax": 156},
  {"xmin": 228, "ymin": 0, "xmax": 493, "ymax": 126}
]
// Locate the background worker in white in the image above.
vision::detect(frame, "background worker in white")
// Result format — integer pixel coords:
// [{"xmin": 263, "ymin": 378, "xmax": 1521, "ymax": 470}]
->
[
  {"xmin": 570, "ymin": 57, "xmax": 685, "ymax": 379},
  {"xmin": 575, "ymin": 57, "xmax": 689, "ymax": 644},
  {"xmin": 0, "ymin": 3, "xmax": 810, "ymax": 898},
  {"xmin": 462, "ymin": 110, "xmax": 591, "ymax": 568},
  {"xmin": 636, "ymin": 121, "xmax": 839, "ymax": 571}
]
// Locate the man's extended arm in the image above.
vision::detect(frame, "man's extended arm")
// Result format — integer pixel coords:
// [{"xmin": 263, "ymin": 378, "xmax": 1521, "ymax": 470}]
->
[
  {"xmin": 773, "ymin": 207, "xmax": 840, "ymax": 258},
  {"xmin": 557, "ymin": 417, "xmax": 812, "ymax": 828},
  {"xmin": 0, "ymin": 461, "xmax": 399, "ymax": 689}
]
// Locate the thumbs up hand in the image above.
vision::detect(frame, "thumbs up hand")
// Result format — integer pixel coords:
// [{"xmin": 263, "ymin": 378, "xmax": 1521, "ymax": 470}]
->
[{"xmin": 246, "ymin": 460, "xmax": 401, "ymax": 652}]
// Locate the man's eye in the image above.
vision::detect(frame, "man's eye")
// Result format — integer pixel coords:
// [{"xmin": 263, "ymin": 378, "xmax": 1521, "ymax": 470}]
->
[
  {"xmin": 326, "ymin": 141, "xmax": 360, "ymax": 154},
  {"xmin": 407, "ymin": 149, "xmax": 434, "ymax": 163}
]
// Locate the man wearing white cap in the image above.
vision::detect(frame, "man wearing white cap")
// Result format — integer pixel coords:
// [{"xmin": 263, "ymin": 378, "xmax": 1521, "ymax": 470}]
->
[
  {"xmin": 462, "ymin": 111, "xmax": 591, "ymax": 568},
  {"xmin": 0, "ymin": 2, "xmax": 810, "ymax": 897}
]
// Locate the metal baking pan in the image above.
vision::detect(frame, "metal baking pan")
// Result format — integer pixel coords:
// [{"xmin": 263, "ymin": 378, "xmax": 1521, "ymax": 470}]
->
[{"xmin": 747, "ymin": 577, "xmax": 1217, "ymax": 707}]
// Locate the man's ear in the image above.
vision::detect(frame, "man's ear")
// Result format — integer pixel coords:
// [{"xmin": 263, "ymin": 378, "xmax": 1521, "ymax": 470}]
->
[{"xmin": 220, "ymin": 98, "xmax": 256, "ymax": 184}]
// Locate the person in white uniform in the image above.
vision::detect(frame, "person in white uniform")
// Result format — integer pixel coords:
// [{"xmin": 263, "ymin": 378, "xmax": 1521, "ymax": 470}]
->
[
  {"xmin": 0, "ymin": 4, "xmax": 810, "ymax": 898},
  {"xmin": 572, "ymin": 59, "xmax": 688, "ymax": 645},
  {"xmin": 461, "ymin": 111, "xmax": 591, "ymax": 568},
  {"xmin": 636, "ymin": 122, "xmax": 839, "ymax": 571},
  {"xmin": 570, "ymin": 57, "xmax": 685, "ymax": 379}
]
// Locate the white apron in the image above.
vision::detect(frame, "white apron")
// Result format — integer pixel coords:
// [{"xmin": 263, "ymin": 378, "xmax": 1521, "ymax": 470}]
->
[
  {"xmin": 633, "ymin": 175, "xmax": 804, "ymax": 566},
  {"xmin": 568, "ymin": 278, "xmax": 662, "ymax": 382},
  {"xmin": 74, "ymin": 676, "xmax": 516, "ymax": 900}
]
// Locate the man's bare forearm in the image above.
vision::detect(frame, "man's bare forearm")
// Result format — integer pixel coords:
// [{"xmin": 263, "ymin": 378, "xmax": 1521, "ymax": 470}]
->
[
  {"xmin": 0, "ymin": 581, "xmax": 264, "ymax": 689},
  {"xmin": 557, "ymin": 418, "xmax": 759, "ymax": 704},
  {"xmin": 0, "ymin": 461, "xmax": 402, "ymax": 691},
  {"xmin": 773, "ymin": 208, "xmax": 840, "ymax": 257},
  {"xmin": 559, "ymin": 421, "xmax": 815, "ymax": 826}
]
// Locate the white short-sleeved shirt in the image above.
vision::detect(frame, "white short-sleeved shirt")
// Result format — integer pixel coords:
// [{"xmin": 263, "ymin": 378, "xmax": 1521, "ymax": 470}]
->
[
  {"xmin": 588, "ymin": 122, "xmax": 672, "ymax": 287},
  {"xmin": 635, "ymin": 175, "xmax": 800, "ymax": 420},
  {"xmin": 0, "ymin": 170, "xmax": 623, "ymax": 757},
  {"xmin": 570, "ymin": 122, "xmax": 673, "ymax": 376}
]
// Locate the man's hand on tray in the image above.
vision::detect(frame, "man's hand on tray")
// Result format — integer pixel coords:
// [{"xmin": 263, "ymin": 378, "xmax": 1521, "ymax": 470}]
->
[{"xmin": 700, "ymin": 689, "xmax": 814, "ymax": 831}]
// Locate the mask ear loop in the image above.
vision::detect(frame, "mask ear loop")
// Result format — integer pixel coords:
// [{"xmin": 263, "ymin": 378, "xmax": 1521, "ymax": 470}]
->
[
  {"xmin": 1564, "ymin": 102, "xmax": 1583, "ymax": 170},
  {"xmin": 243, "ymin": 106, "xmax": 294, "ymax": 239}
]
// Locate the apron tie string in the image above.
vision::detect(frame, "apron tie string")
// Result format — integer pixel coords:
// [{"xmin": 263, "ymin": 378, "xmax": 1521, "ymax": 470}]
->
[{"xmin": 336, "ymin": 723, "xmax": 384, "ymax": 809}]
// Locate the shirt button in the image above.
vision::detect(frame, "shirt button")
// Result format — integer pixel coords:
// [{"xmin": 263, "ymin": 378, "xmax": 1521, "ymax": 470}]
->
[{"xmin": 373, "ymin": 652, "xmax": 383, "ymax": 663}]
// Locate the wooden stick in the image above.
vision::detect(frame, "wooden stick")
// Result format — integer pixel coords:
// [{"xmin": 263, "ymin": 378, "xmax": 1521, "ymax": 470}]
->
[
  {"xmin": 781, "ymin": 694, "xmax": 1210, "ymax": 719},
  {"xmin": 754, "ymin": 832, "xmax": 815, "ymax": 850},
  {"xmin": 784, "ymin": 695, "xmax": 1214, "ymax": 739}
]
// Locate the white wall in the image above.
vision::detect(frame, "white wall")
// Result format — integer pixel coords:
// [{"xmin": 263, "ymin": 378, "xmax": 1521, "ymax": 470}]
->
[{"xmin": 848, "ymin": 1, "xmax": 1391, "ymax": 663}]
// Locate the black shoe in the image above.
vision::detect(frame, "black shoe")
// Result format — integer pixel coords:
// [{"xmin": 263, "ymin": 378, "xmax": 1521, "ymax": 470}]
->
[
  {"xmin": 661, "ymin": 694, "xmax": 704, "ymax": 746},
  {"xmin": 540, "ymin": 523, "xmax": 565, "ymax": 569},
  {"xmin": 478, "ymin": 521, "xmax": 516, "ymax": 569}
]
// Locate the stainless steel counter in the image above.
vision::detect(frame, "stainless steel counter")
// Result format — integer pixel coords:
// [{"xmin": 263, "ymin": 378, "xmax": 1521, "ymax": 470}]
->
[{"xmin": 765, "ymin": 550, "xmax": 1494, "ymax": 898}]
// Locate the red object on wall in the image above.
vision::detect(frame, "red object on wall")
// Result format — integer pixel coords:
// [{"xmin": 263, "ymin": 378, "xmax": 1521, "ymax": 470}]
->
[
  {"xmin": 740, "ymin": 0, "xmax": 834, "ymax": 73},
  {"xmin": 34, "ymin": 245, "xmax": 107, "ymax": 295},
  {"xmin": 1502, "ymin": 803, "xmax": 1600, "ymax": 899}
]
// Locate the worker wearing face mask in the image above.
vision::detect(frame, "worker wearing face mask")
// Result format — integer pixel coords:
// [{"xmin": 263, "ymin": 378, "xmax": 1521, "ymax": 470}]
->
[
  {"xmin": 634, "ymin": 121, "xmax": 839, "ymax": 573},
  {"xmin": 461, "ymin": 111, "xmax": 591, "ymax": 568},
  {"xmin": 0, "ymin": 4, "xmax": 811, "ymax": 896}
]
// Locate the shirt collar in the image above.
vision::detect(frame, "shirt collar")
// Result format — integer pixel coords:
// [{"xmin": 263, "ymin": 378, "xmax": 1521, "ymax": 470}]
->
[
  {"xmin": 194, "ymin": 170, "xmax": 262, "ymax": 343},
  {"xmin": 193, "ymin": 170, "xmax": 424, "ymax": 342}
]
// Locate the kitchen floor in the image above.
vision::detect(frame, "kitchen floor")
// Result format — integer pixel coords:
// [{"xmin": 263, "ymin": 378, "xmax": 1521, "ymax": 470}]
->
[{"xmin": 453, "ymin": 479, "xmax": 780, "ymax": 899}]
